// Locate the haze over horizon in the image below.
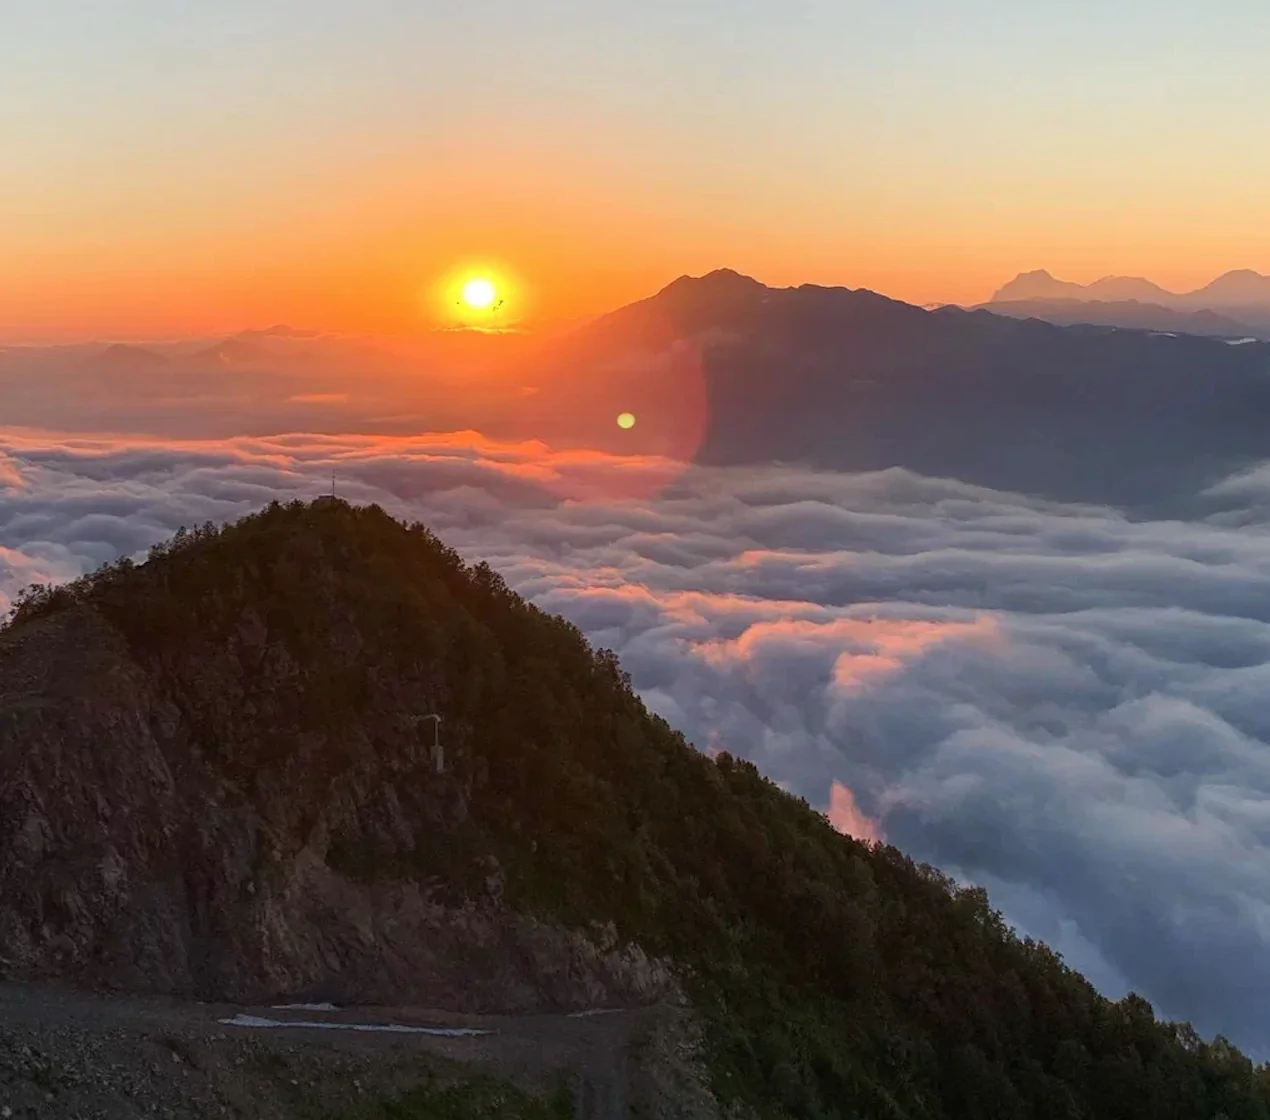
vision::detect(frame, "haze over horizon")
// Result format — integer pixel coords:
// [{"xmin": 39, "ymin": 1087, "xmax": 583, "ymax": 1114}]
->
[{"xmin": 9, "ymin": 263, "xmax": 1270, "ymax": 347}]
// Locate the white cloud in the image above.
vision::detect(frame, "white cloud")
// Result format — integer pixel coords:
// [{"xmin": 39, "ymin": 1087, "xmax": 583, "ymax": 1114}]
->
[{"xmin": 4, "ymin": 428, "xmax": 1270, "ymax": 1051}]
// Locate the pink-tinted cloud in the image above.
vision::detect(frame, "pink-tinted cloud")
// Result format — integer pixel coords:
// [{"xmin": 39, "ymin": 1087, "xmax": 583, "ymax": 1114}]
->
[
  {"xmin": 830, "ymin": 618, "xmax": 1001, "ymax": 692},
  {"xmin": 0, "ymin": 454, "xmax": 22, "ymax": 491},
  {"xmin": 827, "ymin": 782, "xmax": 884, "ymax": 845},
  {"xmin": 287, "ymin": 393, "xmax": 352, "ymax": 405},
  {"xmin": 694, "ymin": 616, "xmax": 1000, "ymax": 692}
]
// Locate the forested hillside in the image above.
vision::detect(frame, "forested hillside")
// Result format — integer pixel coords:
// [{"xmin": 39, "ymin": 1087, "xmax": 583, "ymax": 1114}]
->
[{"xmin": 5, "ymin": 499, "xmax": 1268, "ymax": 1119}]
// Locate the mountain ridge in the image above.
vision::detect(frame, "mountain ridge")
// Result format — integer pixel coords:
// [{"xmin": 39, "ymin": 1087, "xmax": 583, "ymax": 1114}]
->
[
  {"xmin": 14, "ymin": 268, "xmax": 1270, "ymax": 511},
  {"xmin": 972, "ymin": 296, "xmax": 1262, "ymax": 338},
  {"xmin": 508, "ymin": 269, "xmax": 1270, "ymax": 508},
  {"xmin": 991, "ymin": 267, "xmax": 1270, "ymax": 310}
]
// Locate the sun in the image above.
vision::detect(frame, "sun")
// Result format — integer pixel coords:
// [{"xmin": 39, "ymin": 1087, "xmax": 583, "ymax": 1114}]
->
[
  {"xmin": 461, "ymin": 277, "xmax": 498, "ymax": 311},
  {"xmin": 430, "ymin": 264, "xmax": 520, "ymax": 328}
]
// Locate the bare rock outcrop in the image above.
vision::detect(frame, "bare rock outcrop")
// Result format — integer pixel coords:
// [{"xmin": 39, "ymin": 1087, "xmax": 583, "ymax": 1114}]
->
[{"xmin": 0, "ymin": 606, "xmax": 673, "ymax": 1012}]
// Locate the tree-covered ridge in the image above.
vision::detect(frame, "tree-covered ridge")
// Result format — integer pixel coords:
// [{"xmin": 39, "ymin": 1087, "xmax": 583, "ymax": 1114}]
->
[{"xmin": 6, "ymin": 498, "xmax": 1269, "ymax": 1119}]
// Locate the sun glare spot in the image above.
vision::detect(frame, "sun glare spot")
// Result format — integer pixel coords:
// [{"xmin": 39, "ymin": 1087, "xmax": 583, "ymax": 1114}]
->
[
  {"xmin": 617, "ymin": 412, "xmax": 637, "ymax": 429},
  {"xmin": 462, "ymin": 277, "xmax": 497, "ymax": 310}
]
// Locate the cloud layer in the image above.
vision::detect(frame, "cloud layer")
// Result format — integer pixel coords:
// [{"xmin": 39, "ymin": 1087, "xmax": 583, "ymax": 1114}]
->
[{"xmin": 4, "ymin": 428, "xmax": 1270, "ymax": 1051}]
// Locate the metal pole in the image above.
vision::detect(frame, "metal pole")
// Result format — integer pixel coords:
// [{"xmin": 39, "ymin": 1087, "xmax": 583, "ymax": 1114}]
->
[{"xmin": 420, "ymin": 714, "xmax": 443, "ymax": 774}]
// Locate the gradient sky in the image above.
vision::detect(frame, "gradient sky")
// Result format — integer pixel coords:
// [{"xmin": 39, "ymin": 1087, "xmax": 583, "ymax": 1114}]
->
[{"xmin": 4, "ymin": 0, "xmax": 1270, "ymax": 339}]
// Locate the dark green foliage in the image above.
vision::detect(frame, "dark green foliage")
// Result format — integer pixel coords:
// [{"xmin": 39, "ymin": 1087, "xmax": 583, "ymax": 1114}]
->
[
  {"xmin": 8, "ymin": 498, "xmax": 1270, "ymax": 1119},
  {"xmin": 345, "ymin": 1076, "xmax": 574, "ymax": 1120}
]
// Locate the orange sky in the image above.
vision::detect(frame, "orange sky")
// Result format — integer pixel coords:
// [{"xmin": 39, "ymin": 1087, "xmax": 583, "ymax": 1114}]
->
[
  {"xmin": 5, "ymin": 3, "xmax": 1270, "ymax": 341},
  {"xmin": 7, "ymin": 165, "xmax": 1268, "ymax": 343}
]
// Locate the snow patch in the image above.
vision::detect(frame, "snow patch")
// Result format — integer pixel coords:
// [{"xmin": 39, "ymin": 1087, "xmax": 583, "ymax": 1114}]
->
[
  {"xmin": 271, "ymin": 1002, "xmax": 340, "ymax": 1012},
  {"xmin": 219, "ymin": 1014, "xmax": 490, "ymax": 1037}
]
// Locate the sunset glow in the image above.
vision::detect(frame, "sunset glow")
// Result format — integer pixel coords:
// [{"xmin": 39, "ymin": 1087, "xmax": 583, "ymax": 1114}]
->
[
  {"xmin": 462, "ymin": 278, "xmax": 497, "ymax": 311},
  {"xmin": 425, "ymin": 262, "xmax": 524, "ymax": 331},
  {"xmin": 4, "ymin": 4, "xmax": 1269, "ymax": 340}
]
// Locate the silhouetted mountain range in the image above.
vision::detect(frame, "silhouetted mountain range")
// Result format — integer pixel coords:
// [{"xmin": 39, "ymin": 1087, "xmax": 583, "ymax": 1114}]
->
[
  {"xmin": 185, "ymin": 337, "xmax": 278, "ymax": 368},
  {"xmin": 11, "ymin": 271, "xmax": 1270, "ymax": 511},
  {"xmin": 510, "ymin": 270, "xmax": 1270, "ymax": 509},
  {"xmin": 992, "ymin": 268, "xmax": 1270, "ymax": 312},
  {"xmin": 975, "ymin": 298, "xmax": 1262, "ymax": 339},
  {"xmin": 237, "ymin": 324, "xmax": 323, "ymax": 342},
  {"xmin": 89, "ymin": 342, "xmax": 171, "ymax": 373}
]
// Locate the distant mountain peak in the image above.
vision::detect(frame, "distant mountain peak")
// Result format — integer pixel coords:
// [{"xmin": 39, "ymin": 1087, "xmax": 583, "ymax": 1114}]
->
[
  {"xmin": 991, "ymin": 270, "xmax": 1089, "ymax": 303},
  {"xmin": 657, "ymin": 269, "xmax": 767, "ymax": 299},
  {"xmin": 1193, "ymin": 269, "xmax": 1270, "ymax": 304},
  {"xmin": 1086, "ymin": 275, "xmax": 1174, "ymax": 301},
  {"xmin": 186, "ymin": 337, "xmax": 277, "ymax": 367},
  {"xmin": 237, "ymin": 324, "xmax": 321, "ymax": 341},
  {"xmin": 100, "ymin": 342, "xmax": 161, "ymax": 357},
  {"xmin": 974, "ymin": 296, "xmax": 1260, "ymax": 339},
  {"xmin": 89, "ymin": 343, "xmax": 170, "ymax": 372},
  {"xmin": 991, "ymin": 267, "xmax": 1270, "ymax": 312}
]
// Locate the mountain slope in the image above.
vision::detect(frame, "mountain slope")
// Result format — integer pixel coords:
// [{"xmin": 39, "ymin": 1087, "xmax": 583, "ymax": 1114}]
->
[
  {"xmin": 1084, "ymin": 275, "xmax": 1178, "ymax": 302},
  {"xmin": 0, "ymin": 507, "xmax": 671, "ymax": 1015},
  {"xmin": 990, "ymin": 269, "xmax": 1091, "ymax": 302},
  {"xmin": 1191, "ymin": 269, "xmax": 1270, "ymax": 306},
  {"xmin": 976, "ymin": 297, "xmax": 1260, "ymax": 338},
  {"xmin": 510, "ymin": 271, "xmax": 1270, "ymax": 508},
  {"xmin": 991, "ymin": 268, "xmax": 1270, "ymax": 312},
  {"xmin": 991, "ymin": 270, "xmax": 1177, "ymax": 304},
  {"xmin": 3, "ymin": 500, "xmax": 1270, "ymax": 1119},
  {"xmin": 183, "ymin": 338, "xmax": 280, "ymax": 369},
  {"xmin": 89, "ymin": 343, "xmax": 172, "ymax": 374}
]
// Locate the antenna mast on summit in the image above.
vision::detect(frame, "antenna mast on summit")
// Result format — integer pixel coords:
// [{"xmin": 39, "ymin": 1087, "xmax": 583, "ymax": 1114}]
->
[{"xmin": 331, "ymin": 469, "xmax": 337, "ymax": 498}]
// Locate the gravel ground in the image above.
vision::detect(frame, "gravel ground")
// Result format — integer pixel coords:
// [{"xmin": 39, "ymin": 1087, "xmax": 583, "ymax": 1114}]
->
[{"xmin": 0, "ymin": 984, "xmax": 725, "ymax": 1119}]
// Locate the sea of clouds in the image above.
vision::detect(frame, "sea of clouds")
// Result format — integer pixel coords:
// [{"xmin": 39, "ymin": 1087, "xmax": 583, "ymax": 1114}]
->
[{"xmin": 4, "ymin": 427, "xmax": 1270, "ymax": 1053}]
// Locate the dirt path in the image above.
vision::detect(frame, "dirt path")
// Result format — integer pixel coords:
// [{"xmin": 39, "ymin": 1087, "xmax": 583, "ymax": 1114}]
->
[{"xmin": 0, "ymin": 983, "xmax": 716, "ymax": 1119}]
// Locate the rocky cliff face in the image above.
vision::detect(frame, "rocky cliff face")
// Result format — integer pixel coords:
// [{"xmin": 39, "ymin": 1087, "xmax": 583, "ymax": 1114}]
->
[{"xmin": 0, "ymin": 599, "xmax": 672, "ymax": 1011}]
